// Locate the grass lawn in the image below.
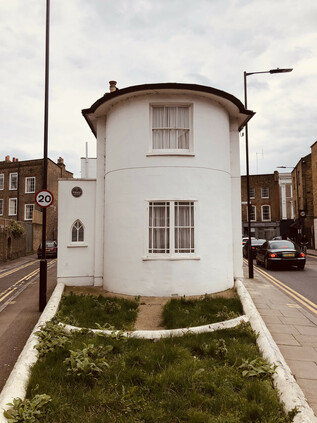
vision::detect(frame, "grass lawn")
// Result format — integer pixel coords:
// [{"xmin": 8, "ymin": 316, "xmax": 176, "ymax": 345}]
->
[
  {"xmin": 55, "ymin": 292, "xmax": 139, "ymax": 330},
  {"xmin": 6, "ymin": 293, "xmax": 296, "ymax": 423}
]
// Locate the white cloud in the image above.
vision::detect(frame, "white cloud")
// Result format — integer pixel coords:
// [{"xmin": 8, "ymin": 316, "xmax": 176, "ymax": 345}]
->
[{"xmin": 1, "ymin": 0, "xmax": 317, "ymax": 177}]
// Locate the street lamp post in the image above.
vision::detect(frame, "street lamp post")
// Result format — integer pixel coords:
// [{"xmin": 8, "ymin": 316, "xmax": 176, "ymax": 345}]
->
[{"xmin": 244, "ymin": 68, "xmax": 293, "ymax": 279}]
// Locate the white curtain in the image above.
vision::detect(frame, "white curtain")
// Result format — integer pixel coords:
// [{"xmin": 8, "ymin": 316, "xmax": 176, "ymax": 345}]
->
[
  {"xmin": 152, "ymin": 107, "xmax": 189, "ymax": 149},
  {"xmin": 174, "ymin": 202, "xmax": 194, "ymax": 253},
  {"xmin": 149, "ymin": 202, "xmax": 170, "ymax": 253}
]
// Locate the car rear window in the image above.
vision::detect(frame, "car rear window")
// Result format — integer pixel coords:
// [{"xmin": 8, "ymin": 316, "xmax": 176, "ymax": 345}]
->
[
  {"xmin": 270, "ymin": 241, "xmax": 295, "ymax": 249},
  {"xmin": 46, "ymin": 242, "xmax": 56, "ymax": 247}
]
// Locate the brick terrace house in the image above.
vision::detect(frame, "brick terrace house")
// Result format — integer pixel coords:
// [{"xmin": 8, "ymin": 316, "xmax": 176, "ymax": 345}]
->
[
  {"xmin": 241, "ymin": 171, "xmax": 281, "ymax": 240},
  {"xmin": 0, "ymin": 156, "xmax": 73, "ymax": 254},
  {"xmin": 292, "ymin": 141, "xmax": 317, "ymax": 248}
]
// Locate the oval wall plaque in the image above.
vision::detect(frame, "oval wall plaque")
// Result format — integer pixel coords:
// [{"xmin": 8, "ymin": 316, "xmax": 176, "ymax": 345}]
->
[{"xmin": 71, "ymin": 186, "xmax": 83, "ymax": 198}]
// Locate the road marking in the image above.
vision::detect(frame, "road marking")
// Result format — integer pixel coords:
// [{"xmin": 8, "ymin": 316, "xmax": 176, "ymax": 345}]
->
[
  {"xmin": 0, "ymin": 259, "xmax": 57, "ymax": 306},
  {"xmin": 244, "ymin": 259, "xmax": 317, "ymax": 315},
  {"xmin": 0, "ymin": 260, "xmax": 38, "ymax": 279}
]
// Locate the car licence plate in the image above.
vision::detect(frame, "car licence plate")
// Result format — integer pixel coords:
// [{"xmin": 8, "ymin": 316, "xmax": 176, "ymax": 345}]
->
[{"xmin": 283, "ymin": 253, "xmax": 295, "ymax": 257}]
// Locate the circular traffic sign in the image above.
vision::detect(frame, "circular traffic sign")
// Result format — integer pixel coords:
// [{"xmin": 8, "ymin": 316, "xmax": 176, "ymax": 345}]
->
[{"xmin": 35, "ymin": 190, "xmax": 54, "ymax": 208}]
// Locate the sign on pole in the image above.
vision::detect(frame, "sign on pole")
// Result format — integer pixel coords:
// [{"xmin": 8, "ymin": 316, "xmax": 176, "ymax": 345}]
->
[{"xmin": 35, "ymin": 190, "xmax": 54, "ymax": 208}]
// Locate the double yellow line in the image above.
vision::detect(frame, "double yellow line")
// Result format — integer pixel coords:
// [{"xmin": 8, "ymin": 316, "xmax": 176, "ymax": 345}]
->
[
  {"xmin": 0, "ymin": 259, "xmax": 57, "ymax": 305},
  {"xmin": 253, "ymin": 262, "xmax": 317, "ymax": 316},
  {"xmin": 0, "ymin": 260, "xmax": 38, "ymax": 279}
]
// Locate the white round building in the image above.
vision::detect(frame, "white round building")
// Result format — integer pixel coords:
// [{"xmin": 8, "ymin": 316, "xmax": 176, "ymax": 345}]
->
[{"xmin": 57, "ymin": 82, "xmax": 254, "ymax": 296}]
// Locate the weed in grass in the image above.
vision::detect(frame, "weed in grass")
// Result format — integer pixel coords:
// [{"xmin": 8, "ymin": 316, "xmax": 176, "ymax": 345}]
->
[
  {"xmin": 64, "ymin": 343, "xmax": 113, "ymax": 380},
  {"xmin": 4, "ymin": 392, "xmax": 51, "ymax": 422},
  {"xmin": 34, "ymin": 321, "xmax": 71, "ymax": 358},
  {"xmin": 239, "ymin": 357, "xmax": 277, "ymax": 380}
]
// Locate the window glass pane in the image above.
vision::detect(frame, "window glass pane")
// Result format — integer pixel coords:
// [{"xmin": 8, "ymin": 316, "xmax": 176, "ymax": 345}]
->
[
  {"xmin": 26, "ymin": 177, "xmax": 35, "ymax": 193},
  {"xmin": 72, "ymin": 220, "xmax": 84, "ymax": 242},
  {"xmin": 174, "ymin": 202, "xmax": 194, "ymax": 254},
  {"xmin": 0, "ymin": 175, "xmax": 4, "ymax": 190},
  {"xmin": 149, "ymin": 202, "xmax": 169, "ymax": 253},
  {"xmin": 78, "ymin": 226, "xmax": 84, "ymax": 242},
  {"xmin": 0, "ymin": 199, "xmax": 3, "ymax": 215},
  {"xmin": 9, "ymin": 199, "xmax": 17, "ymax": 215},
  {"xmin": 261, "ymin": 187, "xmax": 269, "ymax": 198},
  {"xmin": 152, "ymin": 106, "xmax": 190, "ymax": 150},
  {"xmin": 177, "ymin": 107, "xmax": 189, "ymax": 128},
  {"xmin": 10, "ymin": 173, "xmax": 18, "ymax": 190},
  {"xmin": 25, "ymin": 204, "xmax": 34, "ymax": 220}
]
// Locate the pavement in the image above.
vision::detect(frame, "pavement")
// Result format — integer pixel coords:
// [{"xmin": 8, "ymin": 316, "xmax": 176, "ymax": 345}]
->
[
  {"xmin": 0, "ymin": 250, "xmax": 317, "ymax": 420},
  {"xmin": 243, "ymin": 248, "xmax": 317, "ymax": 417}
]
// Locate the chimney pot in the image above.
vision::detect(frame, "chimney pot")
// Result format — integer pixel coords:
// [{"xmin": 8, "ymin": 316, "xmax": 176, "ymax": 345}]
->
[
  {"xmin": 5, "ymin": 155, "xmax": 10, "ymax": 162},
  {"xmin": 109, "ymin": 80, "xmax": 117, "ymax": 92}
]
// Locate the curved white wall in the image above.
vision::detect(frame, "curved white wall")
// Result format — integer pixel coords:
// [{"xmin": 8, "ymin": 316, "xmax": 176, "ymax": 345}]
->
[{"xmin": 102, "ymin": 93, "xmax": 237, "ymax": 296}]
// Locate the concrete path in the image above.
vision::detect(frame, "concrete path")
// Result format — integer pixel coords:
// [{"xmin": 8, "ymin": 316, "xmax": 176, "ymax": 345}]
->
[{"xmin": 244, "ymin": 251, "xmax": 317, "ymax": 415}]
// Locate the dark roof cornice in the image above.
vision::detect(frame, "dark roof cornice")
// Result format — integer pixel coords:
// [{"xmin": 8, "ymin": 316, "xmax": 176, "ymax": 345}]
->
[{"xmin": 82, "ymin": 82, "xmax": 255, "ymax": 136}]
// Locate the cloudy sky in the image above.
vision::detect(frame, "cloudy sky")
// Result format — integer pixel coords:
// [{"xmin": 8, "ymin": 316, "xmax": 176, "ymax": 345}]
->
[{"xmin": 1, "ymin": 0, "xmax": 316, "ymax": 177}]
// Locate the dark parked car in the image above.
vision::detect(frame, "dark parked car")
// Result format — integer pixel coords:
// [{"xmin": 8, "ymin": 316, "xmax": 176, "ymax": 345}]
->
[
  {"xmin": 243, "ymin": 239, "xmax": 266, "ymax": 258},
  {"xmin": 37, "ymin": 241, "xmax": 57, "ymax": 259},
  {"xmin": 256, "ymin": 240, "xmax": 306, "ymax": 270}
]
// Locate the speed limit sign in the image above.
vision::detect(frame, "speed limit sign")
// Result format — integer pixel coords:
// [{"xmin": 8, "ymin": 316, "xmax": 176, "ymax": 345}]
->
[{"xmin": 35, "ymin": 190, "xmax": 54, "ymax": 208}]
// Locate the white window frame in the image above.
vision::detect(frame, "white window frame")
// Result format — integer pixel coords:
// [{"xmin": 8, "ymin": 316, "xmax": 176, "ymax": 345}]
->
[
  {"xmin": 0, "ymin": 174, "xmax": 4, "ymax": 190},
  {"xmin": 248, "ymin": 205, "xmax": 256, "ymax": 222},
  {"xmin": 261, "ymin": 205, "xmax": 271, "ymax": 222},
  {"xmin": 144, "ymin": 200, "xmax": 198, "ymax": 260},
  {"xmin": 24, "ymin": 204, "xmax": 34, "ymax": 220},
  {"xmin": 25, "ymin": 177, "xmax": 36, "ymax": 193},
  {"xmin": 0, "ymin": 199, "xmax": 3, "ymax": 216},
  {"xmin": 9, "ymin": 198, "xmax": 17, "ymax": 216},
  {"xmin": 9, "ymin": 173, "xmax": 18, "ymax": 190},
  {"xmin": 249, "ymin": 188, "xmax": 255, "ymax": 199},
  {"xmin": 148, "ymin": 103, "xmax": 194, "ymax": 156},
  {"xmin": 261, "ymin": 187, "xmax": 269, "ymax": 199}
]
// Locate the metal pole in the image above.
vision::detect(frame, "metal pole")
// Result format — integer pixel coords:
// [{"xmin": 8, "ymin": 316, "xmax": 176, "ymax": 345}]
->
[
  {"xmin": 244, "ymin": 71, "xmax": 254, "ymax": 278},
  {"xmin": 40, "ymin": 0, "xmax": 50, "ymax": 312}
]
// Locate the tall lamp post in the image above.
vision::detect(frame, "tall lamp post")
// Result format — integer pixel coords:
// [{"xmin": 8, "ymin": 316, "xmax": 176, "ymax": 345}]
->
[{"xmin": 244, "ymin": 68, "xmax": 293, "ymax": 278}]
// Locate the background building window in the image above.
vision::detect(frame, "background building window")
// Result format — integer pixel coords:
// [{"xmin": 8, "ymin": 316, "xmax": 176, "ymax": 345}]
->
[
  {"xmin": 9, "ymin": 173, "xmax": 18, "ymax": 190},
  {"xmin": 9, "ymin": 198, "xmax": 17, "ymax": 215},
  {"xmin": 249, "ymin": 188, "xmax": 255, "ymax": 199},
  {"xmin": 152, "ymin": 106, "xmax": 190, "ymax": 150},
  {"xmin": 72, "ymin": 220, "xmax": 84, "ymax": 242},
  {"xmin": 0, "ymin": 199, "xmax": 3, "ymax": 215},
  {"xmin": 249, "ymin": 205, "xmax": 256, "ymax": 222},
  {"xmin": 261, "ymin": 187, "xmax": 269, "ymax": 198},
  {"xmin": 24, "ymin": 204, "xmax": 34, "ymax": 220},
  {"xmin": 25, "ymin": 177, "xmax": 36, "ymax": 193},
  {"xmin": 261, "ymin": 205, "xmax": 271, "ymax": 221},
  {"xmin": 148, "ymin": 201, "xmax": 194, "ymax": 255},
  {"xmin": 0, "ymin": 174, "xmax": 4, "ymax": 190}
]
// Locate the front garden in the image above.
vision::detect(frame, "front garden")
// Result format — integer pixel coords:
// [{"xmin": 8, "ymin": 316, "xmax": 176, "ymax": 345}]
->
[{"xmin": 4, "ymin": 292, "xmax": 297, "ymax": 422}]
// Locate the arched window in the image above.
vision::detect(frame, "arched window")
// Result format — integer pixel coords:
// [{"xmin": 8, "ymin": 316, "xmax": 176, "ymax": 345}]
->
[{"xmin": 72, "ymin": 220, "xmax": 84, "ymax": 242}]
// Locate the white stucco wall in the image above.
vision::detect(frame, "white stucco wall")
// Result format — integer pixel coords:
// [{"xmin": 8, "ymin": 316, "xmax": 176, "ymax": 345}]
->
[
  {"xmin": 57, "ymin": 179, "xmax": 96, "ymax": 286},
  {"xmin": 58, "ymin": 85, "xmax": 249, "ymax": 296},
  {"xmin": 101, "ymin": 94, "xmax": 239, "ymax": 295}
]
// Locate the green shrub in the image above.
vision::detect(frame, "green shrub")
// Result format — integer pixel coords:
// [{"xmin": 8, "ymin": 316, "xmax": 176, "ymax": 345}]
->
[{"xmin": 7, "ymin": 220, "xmax": 25, "ymax": 239}]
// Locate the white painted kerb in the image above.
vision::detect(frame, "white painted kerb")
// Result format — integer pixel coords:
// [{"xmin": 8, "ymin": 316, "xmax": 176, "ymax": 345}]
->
[
  {"xmin": 236, "ymin": 279, "xmax": 317, "ymax": 423},
  {"xmin": 0, "ymin": 283, "xmax": 65, "ymax": 423}
]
